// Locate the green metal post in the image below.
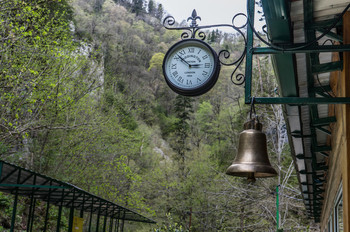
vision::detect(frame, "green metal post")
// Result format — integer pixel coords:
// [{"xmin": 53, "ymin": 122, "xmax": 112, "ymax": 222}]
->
[
  {"xmin": 10, "ymin": 169, "xmax": 21, "ymax": 232},
  {"xmin": 116, "ymin": 209, "xmax": 121, "ymax": 232},
  {"xmin": 27, "ymin": 193, "xmax": 34, "ymax": 232},
  {"xmin": 70, "ymin": 205, "xmax": 75, "ymax": 232},
  {"xmin": 244, "ymin": 0, "xmax": 255, "ymax": 104},
  {"xmin": 115, "ymin": 219, "xmax": 119, "ymax": 232},
  {"xmin": 79, "ymin": 193, "xmax": 85, "ymax": 231},
  {"xmin": 44, "ymin": 181, "xmax": 52, "ymax": 232},
  {"xmin": 103, "ymin": 215, "xmax": 107, "ymax": 232},
  {"xmin": 109, "ymin": 218, "xmax": 114, "ymax": 232},
  {"xmin": 68, "ymin": 205, "xmax": 74, "ymax": 232},
  {"xmin": 276, "ymin": 185, "xmax": 279, "ymax": 231},
  {"xmin": 96, "ymin": 201, "xmax": 101, "ymax": 232},
  {"xmin": 30, "ymin": 198, "xmax": 36, "ymax": 232},
  {"xmin": 68, "ymin": 190, "xmax": 75, "ymax": 232},
  {"xmin": 121, "ymin": 210, "xmax": 125, "ymax": 232},
  {"xmin": 0, "ymin": 161, "xmax": 3, "ymax": 179},
  {"xmin": 57, "ymin": 204, "xmax": 63, "ymax": 232},
  {"xmin": 27, "ymin": 174, "xmax": 36, "ymax": 232},
  {"xmin": 80, "ymin": 193, "xmax": 85, "ymax": 218},
  {"xmin": 89, "ymin": 197, "xmax": 94, "ymax": 232},
  {"xmin": 56, "ymin": 189, "xmax": 65, "ymax": 232},
  {"xmin": 110, "ymin": 206, "xmax": 115, "ymax": 232}
]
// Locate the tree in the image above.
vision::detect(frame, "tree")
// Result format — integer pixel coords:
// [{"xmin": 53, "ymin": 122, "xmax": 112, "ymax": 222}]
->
[
  {"xmin": 155, "ymin": 3, "xmax": 164, "ymax": 20},
  {"xmin": 0, "ymin": 0, "xmax": 99, "ymax": 164},
  {"xmin": 148, "ymin": 0, "xmax": 155, "ymax": 15},
  {"xmin": 132, "ymin": 0, "xmax": 144, "ymax": 16}
]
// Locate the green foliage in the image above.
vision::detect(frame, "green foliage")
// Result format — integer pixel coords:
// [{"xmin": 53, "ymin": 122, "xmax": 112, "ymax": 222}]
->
[
  {"xmin": 0, "ymin": 193, "xmax": 11, "ymax": 229},
  {"xmin": 148, "ymin": 52, "xmax": 165, "ymax": 71},
  {"xmin": 154, "ymin": 214, "xmax": 188, "ymax": 232},
  {"xmin": 0, "ymin": 0, "xmax": 314, "ymax": 231}
]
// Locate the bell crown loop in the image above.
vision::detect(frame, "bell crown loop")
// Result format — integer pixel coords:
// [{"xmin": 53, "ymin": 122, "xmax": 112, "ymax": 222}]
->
[
  {"xmin": 243, "ymin": 118, "xmax": 262, "ymax": 131},
  {"xmin": 245, "ymin": 97, "xmax": 262, "ymax": 131}
]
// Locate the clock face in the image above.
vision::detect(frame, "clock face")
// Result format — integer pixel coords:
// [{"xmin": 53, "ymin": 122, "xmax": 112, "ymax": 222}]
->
[{"xmin": 162, "ymin": 39, "xmax": 220, "ymax": 96}]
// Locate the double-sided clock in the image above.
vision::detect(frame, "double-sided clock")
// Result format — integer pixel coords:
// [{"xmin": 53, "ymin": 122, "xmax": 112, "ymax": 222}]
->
[{"xmin": 162, "ymin": 39, "xmax": 221, "ymax": 96}]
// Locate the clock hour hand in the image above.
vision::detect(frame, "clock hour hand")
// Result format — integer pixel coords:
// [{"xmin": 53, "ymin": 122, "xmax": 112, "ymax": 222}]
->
[
  {"xmin": 190, "ymin": 64, "xmax": 203, "ymax": 68},
  {"xmin": 176, "ymin": 55, "xmax": 191, "ymax": 67}
]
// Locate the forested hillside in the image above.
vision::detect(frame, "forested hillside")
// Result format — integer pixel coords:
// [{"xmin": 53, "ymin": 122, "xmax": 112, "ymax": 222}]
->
[{"xmin": 0, "ymin": 0, "xmax": 319, "ymax": 231}]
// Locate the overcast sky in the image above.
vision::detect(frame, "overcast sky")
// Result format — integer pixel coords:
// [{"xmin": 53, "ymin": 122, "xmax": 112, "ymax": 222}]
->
[
  {"xmin": 156, "ymin": 0, "xmax": 247, "ymax": 29},
  {"xmin": 155, "ymin": 0, "xmax": 264, "ymax": 32}
]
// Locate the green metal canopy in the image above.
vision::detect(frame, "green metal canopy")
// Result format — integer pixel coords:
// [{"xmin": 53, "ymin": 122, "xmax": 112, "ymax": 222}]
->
[
  {"xmin": 259, "ymin": 0, "xmax": 349, "ymax": 222},
  {"xmin": 0, "ymin": 160, "xmax": 156, "ymax": 231}
]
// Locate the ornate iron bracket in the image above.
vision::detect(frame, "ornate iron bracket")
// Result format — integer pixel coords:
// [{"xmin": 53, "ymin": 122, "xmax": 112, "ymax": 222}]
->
[
  {"xmin": 163, "ymin": 9, "xmax": 248, "ymax": 86},
  {"xmin": 163, "ymin": 0, "xmax": 350, "ymax": 105}
]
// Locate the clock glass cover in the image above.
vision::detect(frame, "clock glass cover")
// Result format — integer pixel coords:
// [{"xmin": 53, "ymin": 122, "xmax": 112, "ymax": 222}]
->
[{"xmin": 162, "ymin": 39, "xmax": 220, "ymax": 96}]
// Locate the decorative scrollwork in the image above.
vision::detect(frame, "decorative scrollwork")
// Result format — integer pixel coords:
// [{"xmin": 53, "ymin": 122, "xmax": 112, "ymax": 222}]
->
[
  {"xmin": 180, "ymin": 31, "xmax": 191, "ymax": 40},
  {"xmin": 232, "ymin": 13, "xmax": 248, "ymax": 29},
  {"xmin": 163, "ymin": 9, "xmax": 248, "ymax": 86},
  {"xmin": 197, "ymin": 31, "xmax": 206, "ymax": 40},
  {"xmin": 231, "ymin": 71, "xmax": 246, "ymax": 86},
  {"xmin": 163, "ymin": 15, "xmax": 176, "ymax": 28}
]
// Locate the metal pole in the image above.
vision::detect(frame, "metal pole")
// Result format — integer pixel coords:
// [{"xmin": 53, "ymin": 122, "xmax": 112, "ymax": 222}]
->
[
  {"xmin": 96, "ymin": 201, "xmax": 101, "ymax": 232},
  {"xmin": 244, "ymin": 0, "xmax": 255, "ymax": 104},
  {"xmin": 44, "ymin": 181, "xmax": 52, "ymax": 232},
  {"xmin": 276, "ymin": 185, "xmax": 280, "ymax": 231},
  {"xmin": 68, "ymin": 205, "xmax": 74, "ymax": 232},
  {"xmin": 109, "ymin": 218, "xmax": 114, "ymax": 232},
  {"xmin": 68, "ymin": 190, "xmax": 75, "ymax": 232},
  {"xmin": 121, "ymin": 210, "xmax": 125, "ymax": 232},
  {"xmin": 109, "ymin": 206, "xmax": 115, "ymax": 232},
  {"xmin": 103, "ymin": 214, "xmax": 107, "ymax": 232},
  {"xmin": 27, "ymin": 193, "xmax": 34, "ymax": 232},
  {"xmin": 80, "ymin": 193, "xmax": 85, "ymax": 218},
  {"xmin": 56, "ymin": 189, "xmax": 64, "ymax": 232},
  {"xmin": 27, "ymin": 175, "xmax": 36, "ymax": 232},
  {"xmin": 0, "ymin": 162, "xmax": 3, "ymax": 179},
  {"xmin": 116, "ymin": 209, "xmax": 120, "ymax": 232},
  {"xmin": 80, "ymin": 193, "xmax": 85, "ymax": 231},
  {"xmin": 30, "ymin": 198, "xmax": 36, "ymax": 232},
  {"xmin": 115, "ymin": 219, "xmax": 119, "ymax": 232},
  {"xmin": 89, "ymin": 197, "xmax": 94, "ymax": 232},
  {"xmin": 10, "ymin": 169, "xmax": 21, "ymax": 232}
]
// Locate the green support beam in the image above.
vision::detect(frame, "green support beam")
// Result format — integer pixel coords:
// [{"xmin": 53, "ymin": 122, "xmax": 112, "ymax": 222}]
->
[
  {"xmin": 0, "ymin": 184, "xmax": 70, "ymax": 189},
  {"xmin": 312, "ymin": 61, "xmax": 343, "ymax": 74},
  {"xmin": 252, "ymin": 44, "xmax": 350, "ymax": 54},
  {"xmin": 311, "ymin": 18, "xmax": 342, "ymax": 29},
  {"xmin": 312, "ymin": 117, "xmax": 337, "ymax": 126},
  {"xmin": 316, "ymin": 28, "xmax": 343, "ymax": 42},
  {"xmin": 315, "ymin": 126, "xmax": 331, "ymax": 135},
  {"xmin": 314, "ymin": 146, "xmax": 332, "ymax": 152},
  {"xmin": 254, "ymin": 97, "xmax": 350, "ymax": 104}
]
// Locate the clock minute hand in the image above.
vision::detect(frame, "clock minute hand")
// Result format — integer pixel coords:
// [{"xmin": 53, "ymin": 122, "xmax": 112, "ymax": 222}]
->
[{"xmin": 176, "ymin": 55, "xmax": 191, "ymax": 67}]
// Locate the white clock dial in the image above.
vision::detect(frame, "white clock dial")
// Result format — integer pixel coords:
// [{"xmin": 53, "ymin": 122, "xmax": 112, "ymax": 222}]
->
[{"xmin": 162, "ymin": 39, "xmax": 220, "ymax": 96}]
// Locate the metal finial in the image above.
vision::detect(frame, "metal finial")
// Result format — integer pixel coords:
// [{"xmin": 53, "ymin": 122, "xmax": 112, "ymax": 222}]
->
[{"xmin": 187, "ymin": 9, "xmax": 201, "ymax": 27}]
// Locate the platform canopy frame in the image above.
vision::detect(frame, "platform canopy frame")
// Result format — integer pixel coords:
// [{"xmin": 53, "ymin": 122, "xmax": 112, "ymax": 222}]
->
[{"xmin": 0, "ymin": 160, "xmax": 156, "ymax": 232}]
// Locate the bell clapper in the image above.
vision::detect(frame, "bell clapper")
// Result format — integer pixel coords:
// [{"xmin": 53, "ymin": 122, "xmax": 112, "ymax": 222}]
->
[{"xmin": 247, "ymin": 173, "xmax": 256, "ymax": 183}]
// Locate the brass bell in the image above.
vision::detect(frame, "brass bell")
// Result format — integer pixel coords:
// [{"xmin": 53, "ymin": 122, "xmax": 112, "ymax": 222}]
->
[{"xmin": 226, "ymin": 119, "xmax": 277, "ymax": 182}]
